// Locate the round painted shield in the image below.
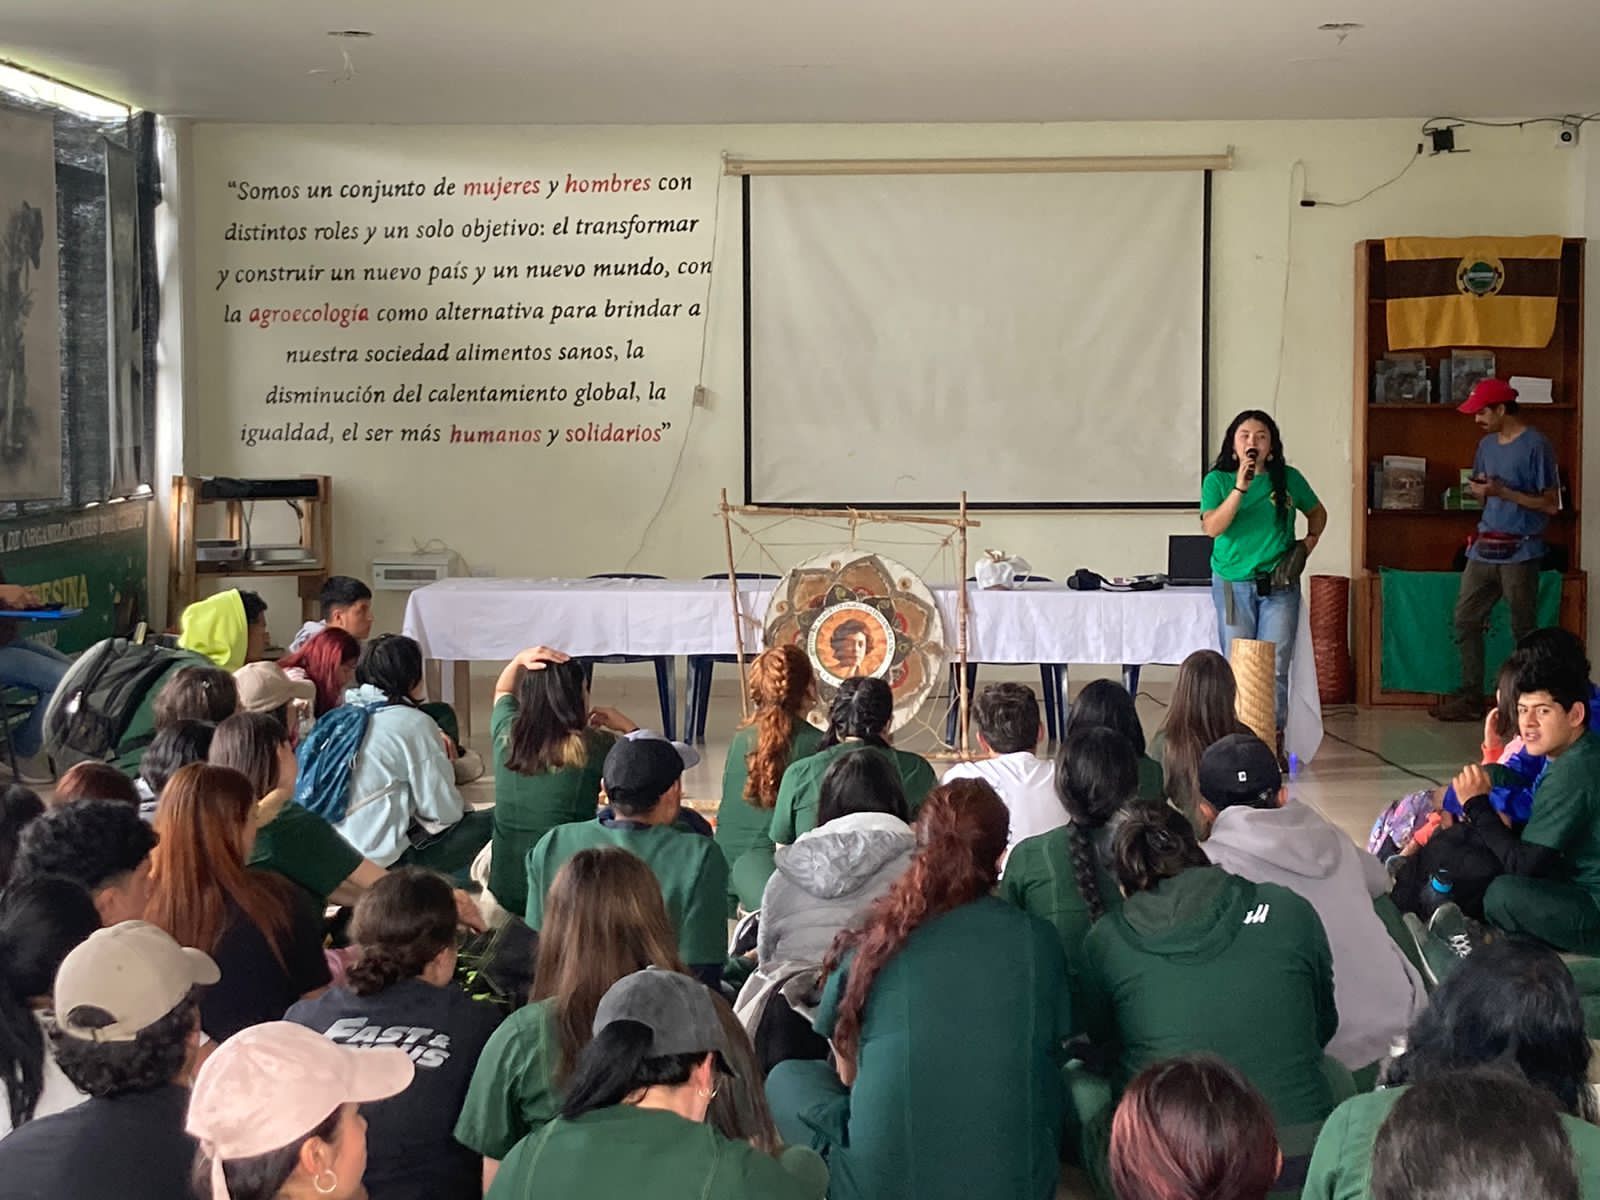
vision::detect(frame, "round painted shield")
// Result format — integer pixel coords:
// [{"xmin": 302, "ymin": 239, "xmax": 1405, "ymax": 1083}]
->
[{"xmin": 763, "ymin": 549, "xmax": 946, "ymax": 732}]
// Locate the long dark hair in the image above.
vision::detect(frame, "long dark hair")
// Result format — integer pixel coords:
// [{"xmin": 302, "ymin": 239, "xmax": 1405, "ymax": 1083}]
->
[
  {"xmin": 0, "ymin": 785, "xmax": 44, "ymax": 889},
  {"xmin": 356, "ymin": 635, "xmax": 424, "ymax": 707},
  {"xmin": 1055, "ymin": 727, "xmax": 1140, "ymax": 922},
  {"xmin": 1110, "ymin": 804, "xmax": 1210, "ymax": 898},
  {"xmin": 560, "ymin": 1020, "xmax": 709, "ymax": 1120},
  {"xmin": 1389, "ymin": 938, "xmax": 1596, "ymax": 1121},
  {"xmin": 1161, "ymin": 650, "xmax": 1246, "ymax": 819},
  {"xmin": 209, "ymin": 711, "xmax": 290, "ymax": 798},
  {"xmin": 1213, "ymin": 410, "xmax": 1291, "ymax": 531},
  {"xmin": 819, "ymin": 677, "xmax": 893, "ymax": 750},
  {"xmin": 1066, "ymin": 679, "xmax": 1147, "ymax": 756},
  {"xmin": 0, "ymin": 876, "xmax": 100, "ymax": 1128},
  {"xmin": 346, "ymin": 868, "xmax": 457, "ymax": 997},
  {"xmin": 503, "ymin": 659, "xmax": 591, "ymax": 775},
  {"xmin": 815, "ymin": 748, "xmax": 910, "ymax": 827}
]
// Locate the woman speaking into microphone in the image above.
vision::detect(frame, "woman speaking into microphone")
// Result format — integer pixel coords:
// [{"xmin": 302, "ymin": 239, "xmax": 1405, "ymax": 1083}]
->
[{"xmin": 1199, "ymin": 411, "xmax": 1328, "ymax": 749}]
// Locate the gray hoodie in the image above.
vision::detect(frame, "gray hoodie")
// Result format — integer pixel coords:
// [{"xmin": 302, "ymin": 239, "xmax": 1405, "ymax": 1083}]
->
[
  {"xmin": 757, "ymin": 812, "xmax": 915, "ymax": 965},
  {"xmin": 1203, "ymin": 799, "xmax": 1427, "ymax": 1069}
]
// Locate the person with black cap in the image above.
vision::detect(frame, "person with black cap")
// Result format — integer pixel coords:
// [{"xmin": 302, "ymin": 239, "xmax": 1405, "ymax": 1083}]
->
[
  {"xmin": 1198, "ymin": 733, "xmax": 1426, "ymax": 1082},
  {"xmin": 485, "ymin": 967, "xmax": 827, "ymax": 1199},
  {"xmin": 1435, "ymin": 376, "xmax": 1561, "ymax": 722},
  {"xmin": 523, "ymin": 734, "xmax": 730, "ymax": 985}
]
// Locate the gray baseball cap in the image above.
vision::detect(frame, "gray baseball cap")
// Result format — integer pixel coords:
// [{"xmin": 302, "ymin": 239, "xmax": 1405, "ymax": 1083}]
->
[{"xmin": 593, "ymin": 967, "xmax": 731, "ymax": 1066}]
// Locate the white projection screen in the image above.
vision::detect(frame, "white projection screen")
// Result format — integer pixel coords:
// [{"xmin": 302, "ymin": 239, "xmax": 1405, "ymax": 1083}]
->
[{"xmin": 744, "ymin": 170, "xmax": 1210, "ymax": 507}]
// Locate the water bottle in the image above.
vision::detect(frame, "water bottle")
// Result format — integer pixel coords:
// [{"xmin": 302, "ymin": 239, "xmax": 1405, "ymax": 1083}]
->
[{"xmin": 1417, "ymin": 867, "xmax": 1454, "ymax": 919}]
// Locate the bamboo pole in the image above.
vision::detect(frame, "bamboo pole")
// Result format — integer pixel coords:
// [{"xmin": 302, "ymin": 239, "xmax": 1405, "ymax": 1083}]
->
[
  {"xmin": 957, "ymin": 492, "xmax": 971, "ymax": 756},
  {"xmin": 724, "ymin": 152, "xmax": 1234, "ymax": 177},
  {"xmin": 720, "ymin": 490, "xmax": 752, "ymax": 722},
  {"xmin": 722, "ymin": 502, "xmax": 981, "ymax": 530}
]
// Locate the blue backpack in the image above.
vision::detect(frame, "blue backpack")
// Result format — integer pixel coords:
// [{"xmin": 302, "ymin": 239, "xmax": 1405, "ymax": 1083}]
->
[{"xmin": 295, "ymin": 700, "xmax": 387, "ymax": 823}]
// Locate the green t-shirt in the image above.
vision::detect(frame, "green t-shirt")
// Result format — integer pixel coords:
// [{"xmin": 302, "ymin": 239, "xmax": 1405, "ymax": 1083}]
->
[
  {"xmin": 113, "ymin": 655, "xmax": 207, "ymax": 774},
  {"xmin": 248, "ymin": 801, "xmax": 364, "ymax": 906},
  {"xmin": 455, "ymin": 997, "xmax": 562, "ymax": 1161},
  {"xmin": 714, "ymin": 721, "xmax": 825, "ymax": 876},
  {"xmin": 1136, "ymin": 754, "xmax": 1164, "ymax": 804},
  {"xmin": 487, "ymin": 1104, "xmax": 827, "ymax": 1200},
  {"xmin": 489, "ymin": 695, "xmax": 614, "ymax": 915},
  {"xmin": 524, "ymin": 821, "xmax": 730, "ymax": 966},
  {"xmin": 811, "ymin": 897, "xmax": 1070, "ymax": 1200},
  {"xmin": 1304, "ymin": 1085, "xmax": 1600, "ymax": 1200},
  {"xmin": 1495, "ymin": 731, "xmax": 1600, "ymax": 897},
  {"xmin": 999, "ymin": 825, "xmax": 1122, "ymax": 1038},
  {"xmin": 769, "ymin": 742, "xmax": 936, "ymax": 845},
  {"xmin": 1200, "ymin": 465, "xmax": 1321, "ymax": 582}
]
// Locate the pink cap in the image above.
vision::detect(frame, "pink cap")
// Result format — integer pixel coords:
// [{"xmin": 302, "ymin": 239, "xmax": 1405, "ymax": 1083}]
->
[
  {"xmin": 1459, "ymin": 376, "xmax": 1518, "ymax": 414},
  {"xmin": 187, "ymin": 1022, "xmax": 414, "ymax": 1199}
]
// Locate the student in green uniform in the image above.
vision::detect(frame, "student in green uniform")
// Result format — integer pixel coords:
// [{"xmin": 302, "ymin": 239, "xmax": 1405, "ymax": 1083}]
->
[
  {"xmin": 1149, "ymin": 649, "xmax": 1251, "ymax": 822},
  {"xmin": 1451, "ymin": 654, "xmax": 1600, "ymax": 954},
  {"xmin": 457, "ymin": 847, "xmax": 689, "ymax": 1192},
  {"xmin": 717, "ymin": 646, "xmax": 822, "ymax": 913},
  {"xmin": 1000, "ymin": 726, "xmax": 1144, "ymax": 1034},
  {"xmin": 1082, "ymin": 804, "xmax": 1339, "ymax": 1186},
  {"xmin": 766, "ymin": 780, "xmax": 1071, "ymax": 1200},
  {"xmin": 1065, "ymin": 680, "xmax": 1165, "ymax": 804},
  {"xmin": 524, "ymin": 736, "xmax": 729, "ymax": 984},
  {"xmin": 486, "ymin": 968, "xmax": 828, "ymax": 1200},
  {"xmin": 488, "ymin": 646, "xmax": 639, "ymax": 915},
  {"xmin": 1305, "ymin": 938, "xmax": 1600, "ymax": 1200},
  {"xmin": 768, "ymin": 677, "xmax": 935, "ymax": 845}
]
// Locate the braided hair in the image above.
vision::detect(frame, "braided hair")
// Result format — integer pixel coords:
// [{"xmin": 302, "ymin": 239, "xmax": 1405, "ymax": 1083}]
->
[
  {"xmin": 1055, "ymin": 727, "xmax": 1140, "ymax": 921},
  {"xmin": 1110, "ymin": 804, "xmax": 1210, "ymax": 898},
  {"xmin": 741, "ymin": 646, "xmax": 816, "ymax": 809},
  {"xmin": 819, "ymin": 677, "xmax": 894, "ymax": 751},
  {"xmin": 345, "ymin": 868, "xmax": 457, "ymax": 996}
]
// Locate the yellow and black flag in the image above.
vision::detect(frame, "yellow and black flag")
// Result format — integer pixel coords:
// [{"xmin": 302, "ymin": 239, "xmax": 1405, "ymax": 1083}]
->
[{"xmin": 1384, "ymin": 235, "xmax": 1562, "ymax": 349}]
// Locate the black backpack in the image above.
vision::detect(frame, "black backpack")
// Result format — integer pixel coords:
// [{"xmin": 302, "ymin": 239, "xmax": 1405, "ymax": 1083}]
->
[
  {"xmin": 42, "ymin": 637, "xmax": 200, "ymax": 765},
  {"xmin": 1391, "ymin": 823, "xmax": 1505, "ymax": 921}
]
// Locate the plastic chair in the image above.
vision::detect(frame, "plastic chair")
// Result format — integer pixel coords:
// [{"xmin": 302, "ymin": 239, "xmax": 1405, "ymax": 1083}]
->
[
  {"xmin": 685, "ymin": 573, "xmax": 781, "ymax": 743},
  {"xmin": 946, "ymin": 576, "xmax": 1067, "ymax": 748},
  {"xmin": 575, "ymin": 574, "xmax": 677, "ymax": 741}
]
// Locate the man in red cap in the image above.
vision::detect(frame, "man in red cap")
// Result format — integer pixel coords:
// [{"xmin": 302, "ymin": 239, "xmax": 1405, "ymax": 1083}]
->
[{"xmin": 1434, "ymin": 377, "xmax": 1560, "ymax": 721}]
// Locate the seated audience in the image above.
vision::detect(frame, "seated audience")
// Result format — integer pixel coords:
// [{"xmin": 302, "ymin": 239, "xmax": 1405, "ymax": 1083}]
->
[
  {"xmin": 1451, "ymin": 653, "xmax": 1600, "ymax": 953},
  {"xmin": 457, "ymin": 847, "xmax": 687, "ymax": 1188},
  {"xmin": 487, "ymin": 967, "xmax": 827, "ymax": 1199},
  {"xmin": 942, "ymin": 682, "xmax": 1062, "ymax": 863},
  {"xmin": 0, "ymin": 876, "xmax": 100, "ymax": 1136},
  {"xmin": 297, "ymin": 634, "xmax": 488, "ymax": 874},
  {"xmin": 525, "ymin": 736, "xmax": 729, "ymax": 984},
  {"xmin": 178, "ymin": 588, "xmax": 270, "ymax": 671},
  {"xmin": 188, "ymin": 1020, "xmax": 413, "ymax": 1200},
  {"xmin": 144, "ymin": 764, "xmax": 331, "ymax": 1041},
  {"xmin": 718, "ymin": 646, "xmax": 822, "ymax": 912},
  {"xmin": 151, "ymin": 663, "xmax": 239, "ymax": 729},
  {"xmin": 14, "ymin": 799, "xmax": 156, "ymax": 923},
  {"xmin": 1198, "ymin": 733, "xmax": 1426, "ymax": 1074},
  {"xmin": 0, "ymin": 920, "xmax": 218, "ymax": 1199},
  {"xmin": 1082, "ymin": 804, "xmax": 1338, "ymax": 1178},
  {"xmin": 1151, "ymin": 649, "xmax": 1251, "ymax": 820},
  {"xmin": 489, "ymin": 647, "xmax": 633, "ymax": 914},
  {"xmin": 758, "ymin": 748, "xmax": 914, "ymax": 966},
  {"xmin": 770, "ymin": 677, "xmax": 935, "ymax": 844},
  {"xmin": 288, "ymin": 868, "xmax": 501, "ymax": 1200},
  {"xmin": 1109, "ymin": 1055, "xmax": 1281, "ymax": 1200},
  {"xmin": 48, "ymin": 760, "xmax": 139, "ymax": 808},
  {"xmin": 278, "ymin": 626, "xmax": 361, "ymax": 717},
  {"xmin": 1000, "ymin": 726, "xmax": 1142, "ymax": 1031},
  {"xmin": 0, "ymin": 582, "xmax": 71, "ymax": 781},
  {"xmin": 1305, "ymin": 938, "xmax": 1600, "ymax": 1198},
  {"xmin": 135, "ymin": 719, "xmax": 215, "ymax": 816},
  {"xmin": 233, "ymin": 661, "xmax": 315, "ymax": 735},
  {"xmin": 1370, "ymin": 1070, "xmax": 1579, "ymax": 1200},
  {"xmin": 0, "ymin": 784, "xmax": 43, "ymax": 885},
  {"xmin": 289, "ymin": 574, "xmax": 375, "ymax": 653},
  {"xmin": 766, "ymin": 781, "xmax": 1068, "ymax": 1200},
  {"xmin": 1065, "ymin": 678, "xmax": 1164, "ymax": 803}
]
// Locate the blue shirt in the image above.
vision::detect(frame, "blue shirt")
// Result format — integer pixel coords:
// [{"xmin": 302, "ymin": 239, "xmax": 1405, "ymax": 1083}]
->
[{"xmin": 1470, "ymin": 426, "xmax": 1557, "ymax": 563}]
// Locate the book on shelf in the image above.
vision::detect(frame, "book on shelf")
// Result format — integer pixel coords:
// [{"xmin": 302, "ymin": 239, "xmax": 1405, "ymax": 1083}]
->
[
  {"xmin": 1379, "ymin": 455, "xmax": 1427, "ymax": 510},
  {"xmin": 1444, "ymin": 467, "xmax": 1484, "ymax": 511},
  {"xmin": 1373, "ymin": 355, "xmax": 1431, "ymax": 404},
  {"xmin": 1449, "ymin": 350, "xmax": 1496, "ymax": 406}
]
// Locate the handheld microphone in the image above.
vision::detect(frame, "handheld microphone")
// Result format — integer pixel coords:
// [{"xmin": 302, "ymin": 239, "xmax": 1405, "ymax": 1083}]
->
[{"xmin": 1243, "ymin": 447, "xmax": 1259, "ymax": 482}]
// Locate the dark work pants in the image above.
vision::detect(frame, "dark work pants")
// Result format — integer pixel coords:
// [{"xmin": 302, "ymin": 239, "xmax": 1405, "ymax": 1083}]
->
[{"xmin": 1453, "ymin": 558, "xmax": 1539, "ymax": 696}]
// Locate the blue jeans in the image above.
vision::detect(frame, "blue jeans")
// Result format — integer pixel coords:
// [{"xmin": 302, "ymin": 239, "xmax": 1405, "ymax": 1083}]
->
[
  {"xmin": 1212, "ymin": 576, "xmax": 1299, "ymax": 731},
  {"xmin": 0, "ymin": 639, "xmax": 71, "ymax": 757}
]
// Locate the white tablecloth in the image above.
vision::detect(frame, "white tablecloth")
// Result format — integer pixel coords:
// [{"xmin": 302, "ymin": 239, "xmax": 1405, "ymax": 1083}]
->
[{"xmin": 402, "ymin": 577, "xmax": 1323, "ymax": 761}]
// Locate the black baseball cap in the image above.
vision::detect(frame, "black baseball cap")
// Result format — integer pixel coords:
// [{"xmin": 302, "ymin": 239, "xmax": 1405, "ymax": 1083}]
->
[
  {"xmin": 601, "ymin": 735, "xmax": 686, "ymax": 810},
  {"xmin": 1198, "ymin": 733, "xmax": 1282, "ymax": 810}
]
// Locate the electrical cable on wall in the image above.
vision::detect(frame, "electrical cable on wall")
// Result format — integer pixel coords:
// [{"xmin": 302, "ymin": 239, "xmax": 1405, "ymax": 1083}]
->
[{"xmin": 1299, "ymin": 145, "xmax": 1422, "ymax": 209}]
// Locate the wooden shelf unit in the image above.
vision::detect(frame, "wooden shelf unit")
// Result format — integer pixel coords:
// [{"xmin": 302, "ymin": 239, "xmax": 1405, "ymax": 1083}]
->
[
  {"xmin": 167, "ymin": 476, "xmax": 334, "ymax": 630},
  {"xmin": 1351, "ymin": 238, "xmax": 1586, "ymax": 706}
]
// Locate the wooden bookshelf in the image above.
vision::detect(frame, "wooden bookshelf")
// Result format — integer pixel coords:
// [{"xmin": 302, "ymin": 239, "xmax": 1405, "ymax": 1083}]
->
[{"xmin": 1351, "ymin": 238, "xmax": 1587, "ymax": 706}]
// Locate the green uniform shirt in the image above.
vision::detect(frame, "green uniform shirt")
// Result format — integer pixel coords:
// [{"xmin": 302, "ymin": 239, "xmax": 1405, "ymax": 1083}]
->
[
  {"xmin": 524, "ymin": 820, "xmax": 730, "ymax": 966},
  {"xmin": 455, "ymin": 997, "xmax": 562, "ymax": 1161},
  {"xmin": 489, "ymin": 695, "xmax": 614, "ymax": 915},
  {"xmin": 1493, "ymin": 731, "xmax": 1600, "ymax": 897},
  {"xmin": 769, "ymin": 743, "xmax": 936, "ymax": 844},
  {"xmin": 812, "ymin": 897, "xmax": 1070, "ymax": 1200},
  {"xmin": 1082, "ymin": 866, "xmax": 1338, "ymax": 1128},
  {"xmin": 113, "ymin": 655, "xmax": 206, "ymax": 774},
  {"xmin": 1000, "ymin": 825, "xmax": 1122, "ymax": 1038},
  {"xmin": 1304, "ymin": 1085, "xmax": 1600, "ymax": 1200},
  {"xmin": 1136, "ymin": 754, "xmax": 1164, "ymax": 803},
  {"xmin": 248, "ymin": 801, "xmax": 364, "ymax": 906},
  {"xmin": 714, "ymin": 721, "xmax": 825, "ymax": 872},
  {"xmin": 487, "ymin": 1104, "xmax": 827, "ymax": 1200},
  {"xmin": 1201, "ymin": 465, "xmax": 1320, "ymax": 582}
]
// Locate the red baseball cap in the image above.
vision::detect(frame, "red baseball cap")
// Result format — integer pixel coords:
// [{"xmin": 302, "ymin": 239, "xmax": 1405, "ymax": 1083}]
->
[{"xmin": 1459, "ymin": 377, "xmax": 1518, "ymax": 414}]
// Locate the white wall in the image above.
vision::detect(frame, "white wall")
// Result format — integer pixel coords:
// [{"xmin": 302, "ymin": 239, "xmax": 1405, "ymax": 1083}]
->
[{"xmin": 181, "ymin": 119, "xmax": 1582, "ymax": 646}]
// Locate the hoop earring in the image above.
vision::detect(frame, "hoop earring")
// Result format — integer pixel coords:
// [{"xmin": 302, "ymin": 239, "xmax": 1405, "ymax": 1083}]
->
[{"xmin": 314, "ymin": 1170, "xmax": 339, "ymax": 1195}]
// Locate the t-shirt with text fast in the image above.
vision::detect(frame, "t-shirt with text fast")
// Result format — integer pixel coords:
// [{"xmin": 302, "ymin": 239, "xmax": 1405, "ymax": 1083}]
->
[{"xmin": 1201, "ymin": 465, "xmax": 1320, "ymax": 582}]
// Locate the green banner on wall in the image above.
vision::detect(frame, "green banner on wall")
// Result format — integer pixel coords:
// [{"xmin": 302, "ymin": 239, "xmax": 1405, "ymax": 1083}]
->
[
  {"xmin": 1380, "ymin": 567, "xmax": 1562, "ymax": 694},
  {"xmin": 0, "ymin": 501, "xmax": 150, "ymax": 653}
]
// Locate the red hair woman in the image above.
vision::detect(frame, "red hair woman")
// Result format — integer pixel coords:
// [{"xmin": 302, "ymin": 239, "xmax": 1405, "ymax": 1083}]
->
[
  {"xmin": 278, "ymin": 627, "xmax": 361, "ymax": 717},
  {"xmin": 765, "ymin": 780, "xmax": 1070, "ymax": 1200}
]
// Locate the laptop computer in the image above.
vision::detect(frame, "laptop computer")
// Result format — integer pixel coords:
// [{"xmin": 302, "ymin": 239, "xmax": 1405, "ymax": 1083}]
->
[{"xmin": 1166, "ymin": 535, "xmax": 1213, "ymax": 588}]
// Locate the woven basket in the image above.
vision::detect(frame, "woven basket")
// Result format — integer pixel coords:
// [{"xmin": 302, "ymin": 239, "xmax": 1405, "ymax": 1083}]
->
[
  {"xmin": 1309, "ymin": 574, "xmax": 1354, "ymax": 705},
  {"xmin": 1230, "ymin": 637, "xmax": 1278, "ymax": 745}
]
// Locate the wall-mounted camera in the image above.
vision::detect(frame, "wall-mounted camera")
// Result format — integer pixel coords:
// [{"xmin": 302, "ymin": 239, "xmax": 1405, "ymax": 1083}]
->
[{"xmin": 1556, "ymin": 120, "xmax": 1582, "ymax": 149}]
